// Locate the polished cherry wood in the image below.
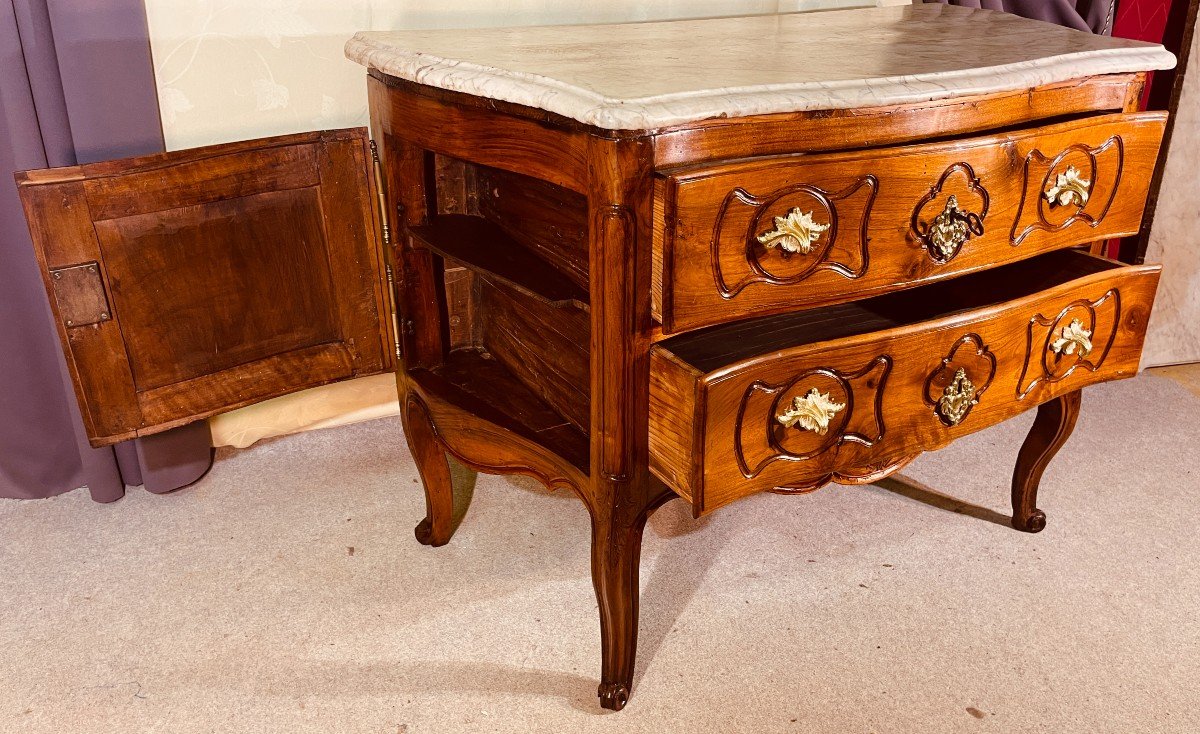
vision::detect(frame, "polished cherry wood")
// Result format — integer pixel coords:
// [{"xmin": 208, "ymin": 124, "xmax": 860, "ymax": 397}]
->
[
  {"xmin": 403, "ymin": 392, "xmax": 456, "ymax": 546},
  {"xmin": 654, "ymin": 113, "xmax": 1166, "ymax": 332},
  {"xmin": 652, "ymin": 73, "xmax": 1148, "ymax": 166},
  {"xmin": 368, "ymin": 71, "xmax": 590, "ymax": 193},
  {"xmin": 16, "ymin": 128, "xmax": 392, "ymax": 446},
  {"xmin": 648, "ymin": 251, "xmax": 1160, "ymax": 515}
]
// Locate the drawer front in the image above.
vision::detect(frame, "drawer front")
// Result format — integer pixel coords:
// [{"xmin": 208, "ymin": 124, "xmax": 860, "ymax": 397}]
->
[
  {"xmin": 649, "ymin": 259, "xmax": 1161, "ymax": 515},
  {"xmin": 653, "ymin": 113, "xmax": 1166, "ymax": 333}
]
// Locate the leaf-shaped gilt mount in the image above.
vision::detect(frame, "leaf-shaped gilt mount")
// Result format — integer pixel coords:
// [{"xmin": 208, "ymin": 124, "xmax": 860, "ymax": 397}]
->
[
  {"xmin": 712, "ymin": 176, "xmax": 878, "ymax": 298},
  {"xmin": 735, "ymin": 356, "xmax": 891, "ymax": 479},
  {"xmin": 1018, "ymin": 290, "xmax": 1121, "ymax": 399},
  {"xmin": 757, "ymin": 208, "xmax": 831, "ymax": 255},
  {"xmin": 1012, "ymin": 136, "xmax": 1123, "ymax": 246},
  {"xmin": 1044, "ymin": 166, "xmax": 1092, "ymax": 208},
  {"xmin": 1050, "ymin": 318, "xmax": 1094, "ymax": 358},
  {"xmin": 776, "ymin": 388, "xmax": 845, "ymax": 434}
]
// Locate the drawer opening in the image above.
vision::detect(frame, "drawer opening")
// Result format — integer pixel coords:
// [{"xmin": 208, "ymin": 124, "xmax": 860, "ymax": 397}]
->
[{"xmin": 658, "ymin": 250, "xmax": 1124, "ymax": 373}]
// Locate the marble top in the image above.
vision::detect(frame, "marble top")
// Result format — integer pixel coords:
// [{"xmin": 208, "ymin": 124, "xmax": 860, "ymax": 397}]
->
[{"xmin": 345, "ymin": 4, "xmax": 1176, "ymax": 131}]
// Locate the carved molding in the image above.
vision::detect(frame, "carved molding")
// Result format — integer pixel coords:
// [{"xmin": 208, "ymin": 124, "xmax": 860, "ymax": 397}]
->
[
  {"xmin": 910, "ymin": 162, "xmax": 990, "ymax": 264},
  {"xmin": 734, "ymin": 355, "xmax": 891, "ymax": 479},
  {"xmin": 592, "ymin": 203, "xmax": 638, "ymax": 484},
  {"xmin": 768, "ymin": 452, "xmax": 920, "ymax": 495},
  {"xmin": 1011, "ymin": 136, "xmax": 1124, "ymax": 247},
  {"xmin": 712, "ymin": 176, "xmax": 878, "ymax": 298},
  {"xmin": 923, "ymin": 333, "xmax": 997, "ymax": 427},
  {"xmin": 409, "ymin": 392, "xmax": 589, "ymax": 507},
  {"xmin": 1017, "ymin": 289, "xmax": 1122, "ymax": 399}
]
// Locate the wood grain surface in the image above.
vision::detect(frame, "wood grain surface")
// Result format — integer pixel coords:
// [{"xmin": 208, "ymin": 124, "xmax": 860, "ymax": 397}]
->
[
  {"xmin": 654, "ymin": 113, "xmax": 1166, "ymax": 332},
  {"xmin": 16, "ymin": 129, "xmax": 391, "ymax": 446}
]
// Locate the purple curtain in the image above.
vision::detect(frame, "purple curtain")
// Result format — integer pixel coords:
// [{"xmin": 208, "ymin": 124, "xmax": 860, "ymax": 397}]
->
[
  {"xmin": 0, "ymin": 0, "xmax": 212, "ymax": 502},
  {"xmin": 924, "ymin": 0, "xmax": 1117, "ymax": 34}
]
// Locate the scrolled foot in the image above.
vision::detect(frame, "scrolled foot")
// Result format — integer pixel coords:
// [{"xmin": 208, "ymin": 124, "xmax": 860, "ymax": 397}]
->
[
  {"xmin": 414, "ymin": 518, "xmax": 448, "ymax": 547},
  {"xmin": 598, "ymin": 682, "xmax": 630, "ymax": 711},
  {"xmin": 1011, "ymin": 391, "xmax": 1080, "ymax": 536},
  {"xmin": 404, "ymin": 396, "xmax": 457, "ymax": 547},
  {"xmin": 1012, "ymin": 509, "xmax": 1047, "ymax": 534}
]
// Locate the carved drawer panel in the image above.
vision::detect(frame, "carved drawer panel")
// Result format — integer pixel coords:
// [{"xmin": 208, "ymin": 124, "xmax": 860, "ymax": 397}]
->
[
  {"xmin": 648, "ymin": 250, "xmax": 1160, "ymax": 516},
  {"xmin": 651, "ymin": 112, "xmax": 1166, "ymax": 334}
]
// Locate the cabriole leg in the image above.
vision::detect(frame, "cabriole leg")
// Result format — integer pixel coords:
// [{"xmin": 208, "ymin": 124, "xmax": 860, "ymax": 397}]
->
[
  {"xmin": 403, "ymin": 394, "xmax": 455, "ymax": 546},
  {"xmin": 1011, "ymin": 390, "xmax": 1082, "ymax": 533},
  {"xmin": 591, "ymin": 482, "xmax": 674, "ymax": 710},
  {"xmin": 585, "ymin": 135, "xmax": 657, "ymax": 710}
]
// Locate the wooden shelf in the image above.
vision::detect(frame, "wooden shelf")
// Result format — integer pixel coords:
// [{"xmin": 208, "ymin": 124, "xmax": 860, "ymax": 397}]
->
[
  {"xmin": 408, "ymin": 214, "xmax": 588, "ymax": 308},
  {"xmin": 409, "ymin": 347, "xmax": 589, "ymax": 473}
]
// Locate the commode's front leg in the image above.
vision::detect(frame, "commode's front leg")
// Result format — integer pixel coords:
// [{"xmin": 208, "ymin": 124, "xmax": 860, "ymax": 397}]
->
[
  {"xmin": 584, "ymin": 134, "xmax": 658, "ymax": 710},
  {"xmin": 1011, "ymin": 390, "xmax": 1082, "ymax": 533},
  {"xmin": 403, "ymin": 394, "xmax": 456, "ymax": 546},
  {"xmin": 590, "ymin": 480, "xmax": 676, "ymax": 711}
]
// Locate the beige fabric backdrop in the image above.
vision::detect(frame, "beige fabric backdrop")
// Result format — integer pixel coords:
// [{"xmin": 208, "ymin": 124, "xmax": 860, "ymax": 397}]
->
[
  {"xmin": 142, "ymin": 0, "xmax": 904, "ymax": 447},
  {"xmin": 1141, "ymin": 28, "xmax": 1200, "ymax": 369}
]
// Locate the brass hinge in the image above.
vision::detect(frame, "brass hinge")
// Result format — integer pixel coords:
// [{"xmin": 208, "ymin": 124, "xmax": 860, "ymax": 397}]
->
[
  {"xmin": 371, "ymin": 139, "xmax": 402, "ymax": 363},
  {"xmin": 385, "ymin": 262, "xmax": 401, "ymax": 361},
  {"xmin": 369, "ymin": 140, "xmax": 392, "ymax": 249}
]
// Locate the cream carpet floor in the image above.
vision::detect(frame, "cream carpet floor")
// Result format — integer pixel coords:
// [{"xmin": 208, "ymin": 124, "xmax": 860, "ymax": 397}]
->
[{"xmin": 2, "ymin": 373, "xmax": 1198, "ymax": 734}]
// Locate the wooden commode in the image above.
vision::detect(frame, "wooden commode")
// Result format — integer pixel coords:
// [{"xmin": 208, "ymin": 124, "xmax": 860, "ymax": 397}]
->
[{"xmin": 16, "ymin": 4, "xmax": 1177, "ymax": 711}]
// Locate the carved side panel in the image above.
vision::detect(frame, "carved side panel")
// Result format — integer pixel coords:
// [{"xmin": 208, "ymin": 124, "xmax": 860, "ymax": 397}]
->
[
  {"xmin": 1017, "ymin": 289, "xmax": 1122, "ymax": 398},
  {"xmin": 910, "ymin": 163, "xmax": 990, "ymax": 264},
  {"xmin": 712, "ymin": 176, "xmax": 878, "ymax": 298},
  {"xmin": 1011, "ymin": 136, "xmax": 1125, "ymax": 246},
  {"xmin": 734, "ymin": 356, "xmax": 891, "ymax": 479}
]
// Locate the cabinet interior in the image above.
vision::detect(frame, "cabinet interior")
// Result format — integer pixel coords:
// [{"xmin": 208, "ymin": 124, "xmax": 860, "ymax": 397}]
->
[{"xmin": 409, "ymin": 154, "xmax": 592, "ymax": 472}]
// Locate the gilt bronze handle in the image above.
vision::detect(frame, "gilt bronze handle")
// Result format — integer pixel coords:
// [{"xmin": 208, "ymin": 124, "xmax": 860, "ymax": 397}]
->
[
  {"xmin": 1050, "ymin": 318, "xmax": 1093, "ymax": 358},
  {"xmin": 777, "ymin": 388, "xmax": 845, "ymax": 435},
  {"xmin": 1044, "ymin": 165, "xmax": 1091, "ymax": 208},
  {"xmin": 757, "ymin": 208, "xmax": 830, "ymax": 255}
]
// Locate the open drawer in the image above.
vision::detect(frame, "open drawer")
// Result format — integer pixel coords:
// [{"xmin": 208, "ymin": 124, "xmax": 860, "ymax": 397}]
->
[{"xmin": 648, "ymin": 250, "xmax": 1161, "ymax": 516}]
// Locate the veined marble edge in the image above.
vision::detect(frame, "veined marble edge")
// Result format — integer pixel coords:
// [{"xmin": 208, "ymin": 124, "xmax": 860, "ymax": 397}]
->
[{"xmin": 345, "ymin": 37, "xmax": 1176, "ymax": 131}]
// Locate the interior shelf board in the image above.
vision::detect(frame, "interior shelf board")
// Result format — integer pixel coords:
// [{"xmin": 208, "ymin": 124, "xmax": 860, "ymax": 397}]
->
[
  {"xmin": 409, "ymin": 347, "xmax": 589, "ymax": 474},
  {"xmin": 408, "ymin": 214, "xmax": 588, "ymax": 308}
]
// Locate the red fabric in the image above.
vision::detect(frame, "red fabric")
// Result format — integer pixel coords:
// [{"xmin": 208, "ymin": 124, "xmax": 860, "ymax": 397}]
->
[
  {"xmin": 1114, "ymin": 0, "xmax": 1174, "ymax": 41},
  {"xmin": 1113, "ymin": 0, "xmax": 1176, "ymax": 108}
]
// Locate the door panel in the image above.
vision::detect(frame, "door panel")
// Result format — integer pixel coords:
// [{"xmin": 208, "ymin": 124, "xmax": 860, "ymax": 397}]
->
[{"xmin": 17, "ymin": 128, "xmax": 392, "ymax": 447}]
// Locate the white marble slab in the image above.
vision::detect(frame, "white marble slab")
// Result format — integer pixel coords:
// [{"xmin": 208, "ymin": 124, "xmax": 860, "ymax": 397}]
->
[{"xmin": 345, "ymin": 4, "xmax": 1175, "ymax": 130}]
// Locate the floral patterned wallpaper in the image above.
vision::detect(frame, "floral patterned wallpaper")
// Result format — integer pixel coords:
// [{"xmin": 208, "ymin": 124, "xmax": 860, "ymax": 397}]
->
[{"xmin": 145, "ymin": 0, "xmax": 906, "ymax": 150}]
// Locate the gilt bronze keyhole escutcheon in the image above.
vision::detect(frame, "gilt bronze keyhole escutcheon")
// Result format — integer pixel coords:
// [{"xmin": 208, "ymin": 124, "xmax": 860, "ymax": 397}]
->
[
  {"xmin": 912, "ymin": 163, "xmax": 990, "ymax": 264},
  {"xmin": 925, "ymin": 334, "xmax": 997, "ymax": 427},
  {"xmin": 927, "ymin": 195, "xmax": 985, "ymax": 263}
]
